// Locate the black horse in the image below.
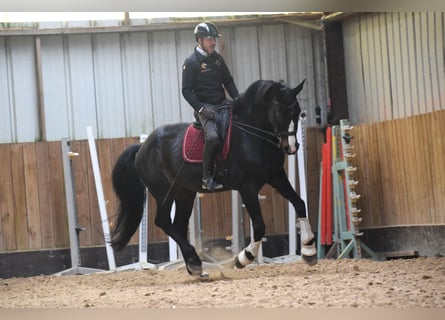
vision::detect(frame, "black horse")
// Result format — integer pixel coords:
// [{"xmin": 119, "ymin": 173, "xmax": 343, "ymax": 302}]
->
[{"xmin": 110, "ymin": 79, "xmax": 317, "ymax": 276}]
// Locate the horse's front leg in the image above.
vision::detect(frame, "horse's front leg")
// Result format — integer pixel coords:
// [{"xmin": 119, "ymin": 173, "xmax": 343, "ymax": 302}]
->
[
  {"xmin": 234, "ymin": 184, "xmax": 265, "ymax": 268},
  {"xmin": 268, "ymin": 169, "xmax": 317, "ymax": 266}
]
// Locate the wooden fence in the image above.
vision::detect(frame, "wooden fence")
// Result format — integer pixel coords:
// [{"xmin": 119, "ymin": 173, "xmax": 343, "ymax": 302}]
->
[
  {"xmin": 2, "ymin": 110, "xmax": 444, "ymax": 253},
  {"xmin": 354, "ymin": 109, "xmax": 445, "ymax": 227},
  {"xmin": 0, "ymin": 132, "xmax": 323, "ymax": 253},
  {"xmin": 0, "ymin": 137, "xmax": 135, "ymax": 252}
]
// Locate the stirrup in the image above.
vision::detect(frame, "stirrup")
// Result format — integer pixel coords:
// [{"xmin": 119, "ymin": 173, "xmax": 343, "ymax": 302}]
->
[{"xmin": 202, "ymin": 177, "xmax": 223, "ymax": 191}]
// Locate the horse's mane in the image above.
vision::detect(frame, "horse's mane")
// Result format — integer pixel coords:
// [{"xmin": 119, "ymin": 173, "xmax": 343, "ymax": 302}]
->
[
  {"xmin": 242, "ymin": 80, "xmax": 277, "ymax": 104},
  {"xmin": 233, "ymin": 80, "xmax": 282, "ymax": 117}
]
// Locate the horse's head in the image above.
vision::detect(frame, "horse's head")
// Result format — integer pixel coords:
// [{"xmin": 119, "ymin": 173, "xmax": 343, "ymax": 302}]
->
[{"xmin": 254, "ymin": 80, "xmax": 305, "ymax": 155}]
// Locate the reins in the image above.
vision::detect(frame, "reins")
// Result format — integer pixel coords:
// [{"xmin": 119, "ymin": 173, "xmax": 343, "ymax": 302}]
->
[{"xmin": 231, "ymin": 121, "xmax": 281, "ymax": 147}]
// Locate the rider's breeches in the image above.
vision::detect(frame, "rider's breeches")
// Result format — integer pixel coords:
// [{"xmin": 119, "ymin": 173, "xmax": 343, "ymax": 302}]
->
[{"xmin": 194, "ymin": 111, "xmax": 221, "ymax": 177}]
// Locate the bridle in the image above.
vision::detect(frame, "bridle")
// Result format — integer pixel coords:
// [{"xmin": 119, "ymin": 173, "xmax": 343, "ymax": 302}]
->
[
  {"xmin": 272, "ymin": 97, "xmax": 299, "ymax": 136},
  {"xmin": 232, "ymin": 97, "xmax": 300, "ymax": 148}
]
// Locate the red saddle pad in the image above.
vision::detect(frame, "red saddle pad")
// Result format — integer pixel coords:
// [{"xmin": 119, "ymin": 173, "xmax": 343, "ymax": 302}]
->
[{"xmin": 182, "ymin": 122, "xmax": 232, "ymax": 164}]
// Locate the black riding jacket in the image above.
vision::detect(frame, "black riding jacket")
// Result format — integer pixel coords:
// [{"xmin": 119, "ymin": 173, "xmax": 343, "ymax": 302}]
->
[{"xmin": 182, "ymin": 47, "xmax": 240, "ymax": 113}]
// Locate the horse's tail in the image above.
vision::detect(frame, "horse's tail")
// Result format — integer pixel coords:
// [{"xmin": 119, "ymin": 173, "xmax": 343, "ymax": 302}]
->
[{"xmin": 110, "ymin": 143, "xmax": 145, "ymax": 251}]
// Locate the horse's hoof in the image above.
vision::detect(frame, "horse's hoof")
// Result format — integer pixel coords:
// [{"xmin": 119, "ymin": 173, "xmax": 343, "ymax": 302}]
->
[
  {"xmin": 302, "ymin": 254, "xmax": 318, "ymax": 266},
  {"xmin": 186, "ymin": 263, "xmax": 203, "ymax": 276},
  {"xmin": 198, "ymin": 271, "xmax": 210, "ymax": 281},
  {"xmin": 234, "ymin": 256, "xmax": 245, "ymax": 269}
]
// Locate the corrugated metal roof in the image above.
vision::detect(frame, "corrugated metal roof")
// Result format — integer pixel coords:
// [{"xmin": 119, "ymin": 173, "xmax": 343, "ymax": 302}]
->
[{"xmin": 0, "ymin": 13, "xmax": 323, "ymax": 35}]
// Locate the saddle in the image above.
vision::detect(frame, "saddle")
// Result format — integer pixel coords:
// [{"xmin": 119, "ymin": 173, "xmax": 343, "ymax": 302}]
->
[{"xmin": 182, "ymin": 109, "xmax": 232, "ymax": 163}]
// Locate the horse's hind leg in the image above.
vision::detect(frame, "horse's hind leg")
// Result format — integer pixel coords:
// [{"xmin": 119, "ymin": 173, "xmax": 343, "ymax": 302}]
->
[
  {"xmin": 234, "ymin": 184, "xmax": 265, "ymax": 268},
  {"xmin": 153, "ymin": 189, "xmax": 203, "ymax": 276},
  {"xmin": 172, "ymin": 190, "xmax": 203, "ymax": 276}
]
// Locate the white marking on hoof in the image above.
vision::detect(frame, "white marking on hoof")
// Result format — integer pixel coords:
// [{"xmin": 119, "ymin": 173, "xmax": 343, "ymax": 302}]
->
[
  {"xmin": 236, "ymin": 250, "xmax": 252, "ymax": 267},
  {"xmin": 301, "ymin": 242, "xmax": 316, "ymax": 257},
  {"xmin": 246, "ymin": 241, "xmax": 262, "ymax": 257},
  {"xmin": 298, "ymin": 218, "xmax": 315, "ymax": 245},
  {"xmin": 198, "ymin": 272, "xmax": 209, "ymax": 281},
  {"xmin": 236, "ymin": 241, "xmax": 262, "ymax": 267}
]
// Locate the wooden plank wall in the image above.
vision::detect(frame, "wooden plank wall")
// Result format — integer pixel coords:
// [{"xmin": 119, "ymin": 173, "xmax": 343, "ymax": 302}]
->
[
  {"xmin": 354, "ymin": 109, "xmax": 445, "ymax": 227},
  {"xmin": 1, "ymin": 133, "xmax": 323, "ymax": 253},
  {"xmin": 3, "ymin": 110, "xmax": 443, "ymax": 254},
  {"xmin": 0, "ymin": 137, "xmax": 139, "ymax": 252}
]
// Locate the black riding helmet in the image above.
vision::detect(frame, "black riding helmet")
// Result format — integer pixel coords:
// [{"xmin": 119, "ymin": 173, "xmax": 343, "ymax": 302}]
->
[{"xmin": 194, "ymin": 22, "xmax": 221, "ymax": 41}]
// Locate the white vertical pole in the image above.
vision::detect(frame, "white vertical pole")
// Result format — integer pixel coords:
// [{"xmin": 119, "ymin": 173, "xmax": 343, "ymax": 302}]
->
[
  {"xmin": 289, "ymin": 113, "xmax": 307, "ymax": 257},
  {"xmin": 86, "ymin": 126, "xmax": 116, "ymax": 271},
  {"xmin": 169, "ymin": 202, "xmax": 178, "ymax": 261},
  {"xmin": 288, "ymin": 154, "xmax": 297, "ymax": 257},
  {"xmin": 190, "ymin": 193, "xmax": 203, "ymax": 252},
  {"xmin": 138, "ymin": 134, "xmax": 149, "ymax": 264},
  {"xmin": 297, "ymin": 114, "xmax": 308, "ymax": 208},
  {"xmin": 297, "ymin": 113, "xmax": 308, "ymax": 259},
  {"xmin": 231, "ymin": 190, "xmax": 244, "ymax": 255},
  {"xmin": 138, "ymin": 194, "xmax": 149, "ymax": 264}
]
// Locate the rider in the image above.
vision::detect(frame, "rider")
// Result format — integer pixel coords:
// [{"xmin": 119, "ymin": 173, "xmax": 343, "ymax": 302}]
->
[{"xmin": 182, "ymin": 22, "xmax": 240, "ymax": 191}]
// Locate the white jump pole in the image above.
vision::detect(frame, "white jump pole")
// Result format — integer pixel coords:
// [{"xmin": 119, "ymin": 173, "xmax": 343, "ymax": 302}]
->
[
  {"xmin": 297, "ymin": 112, "xmax": 308, "ymax": 209},
  {"xmin": 157, "ymin": 201, "xmax": 186, "ymax": 270},
  {"xmin": 138, "ymin": 134, "xmax": 149, "ymax": 265},
  {"xmin": 265, "ymin": 111, "xmax": 307, "ymax": 264},
  {"xmin": 292, "ymin": 111, "xmax": 308, "ymax": 254},
  {"xmin": 231, "ymin": 190, "xmax": 245, "ymax": 256},
  {"xmin": 288, "ymin": 111, "xmax": 308, "ymax": 255},
  {"xmin": 288, "ymin": 153, "xmax": 297, "ymax": 257},
  {"xmin": 86, "ymin": 126, "xmax": 116, "ymax": 271},
  {"xmin": 116, "ymin": 134, "xmax": 157, "ymax": 271},
  {"xmin": 169, "ymin": 201, "xmax": 178, "ymax": 261}
]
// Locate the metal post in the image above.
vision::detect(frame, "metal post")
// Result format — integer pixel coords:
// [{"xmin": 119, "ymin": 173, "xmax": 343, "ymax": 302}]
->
[
  {"xmin": 54, "ymin": 138, "xmax": 104, "ymax": 275},
  {"xmin": 61, "ymin": 138, "xmax": 81, "ymax": 268}
]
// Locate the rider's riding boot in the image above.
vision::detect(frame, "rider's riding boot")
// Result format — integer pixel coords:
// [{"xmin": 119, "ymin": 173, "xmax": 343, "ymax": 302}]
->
[
  {"xmin": 201, "ymin": 137, "xmax": 223, "ymax": 190},
  {"xmin": 202, "ymin": 174, "xmax": 223, "ymax": 191}
]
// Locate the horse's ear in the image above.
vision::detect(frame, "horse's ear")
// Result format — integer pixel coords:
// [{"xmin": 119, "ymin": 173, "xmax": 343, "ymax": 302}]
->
[
  {"xmin": 255, "ymin": 81, "xmax": 276, "ymax": 104},
  {"xmin": 293, "ymin": 79, "xmax": 306, "ymax": 96}
]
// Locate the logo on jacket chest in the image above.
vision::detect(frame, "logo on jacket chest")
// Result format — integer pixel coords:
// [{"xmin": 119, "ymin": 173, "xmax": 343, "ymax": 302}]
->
[
  {"xmin": 200, "ymin": 59, "xmax": 221, "ymax": 72},
  {"xmin": 200, "ymin": 62, "xmax": 209, "ymax": 72}
]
